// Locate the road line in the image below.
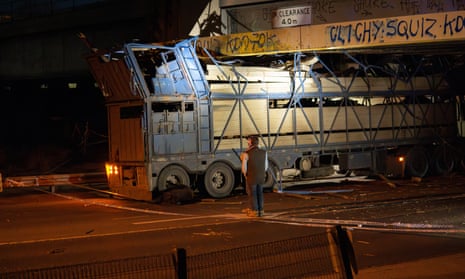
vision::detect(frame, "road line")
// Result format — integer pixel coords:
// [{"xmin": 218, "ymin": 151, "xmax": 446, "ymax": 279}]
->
[
  {"xmin": 132, "ymin": 214, "xmax": 241, "ymax": 225},
  {"xmin": 0, "ymin": 219, "xmax": 245, "ymax": 247},
  {"xmin": 34, "ymin": 188, "xmax": 192, "ymax": 216},
  {"xmin": 258, "ymin": 216, "xmax": 465, "ymax": 235}
]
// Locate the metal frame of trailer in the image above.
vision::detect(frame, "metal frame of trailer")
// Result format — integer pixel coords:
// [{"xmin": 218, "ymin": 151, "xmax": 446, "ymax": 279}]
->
[
  {"xmin": 95, "ymin": 40, "xmax": 460, "ymax": 200},
  {"xmin": 84, "ymin": 10, "xmax": 465, "ymax": 200}
]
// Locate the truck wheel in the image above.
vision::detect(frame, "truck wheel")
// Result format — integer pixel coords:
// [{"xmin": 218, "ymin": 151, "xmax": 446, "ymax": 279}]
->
[
  {"xmin": 263, "ymin": 161, "xmax": 278, "ymax": 191},
  {"xmin": 158, "ymin": 165, "xmax": 190, "ymax": 191},
  {"xmin": 406, "ymin": 147, "xmax": 429, "ymax": 177},
  {"xmin": 432, "ymin": 145, "xmax": 455, "ymax": 175},
  {"xmin": 204, "ymin": 162, "xmax": 235, "ymax": 198}
]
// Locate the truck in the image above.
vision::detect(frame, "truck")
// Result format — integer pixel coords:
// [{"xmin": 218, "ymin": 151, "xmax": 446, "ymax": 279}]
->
[{"xmin": 85, "ymin": 11, "xmax": 465, "ymax": 200}]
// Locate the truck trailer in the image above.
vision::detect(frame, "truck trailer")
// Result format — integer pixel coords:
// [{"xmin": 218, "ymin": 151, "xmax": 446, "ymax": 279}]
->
[{"xmin": 85, "ymin": 11, "xmax": 465, "ymax": 200}]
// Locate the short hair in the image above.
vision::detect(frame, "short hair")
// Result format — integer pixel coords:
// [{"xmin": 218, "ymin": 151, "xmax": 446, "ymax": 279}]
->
[{"xmin": 247, "ymin": 135, "xmax": 259, "ymax": 145}]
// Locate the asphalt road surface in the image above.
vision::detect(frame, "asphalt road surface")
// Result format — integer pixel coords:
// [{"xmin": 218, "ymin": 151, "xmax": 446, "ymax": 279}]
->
[{"xmin": 1, "ymin": 174, "xmax": 465, "ymax": 278}]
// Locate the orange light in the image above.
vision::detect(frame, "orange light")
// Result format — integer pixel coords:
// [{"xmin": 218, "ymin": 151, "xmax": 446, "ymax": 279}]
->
[
  {"xmin": 398, "ymin": 156, "xmax": 405, "ymax": 163},
  {"xmin": 105, "ymin": 163, "xmax": 119, "ymax": 176},
  {"xmin": 105, "ymin": 164, "xmax": 111, "ymax": 176}
]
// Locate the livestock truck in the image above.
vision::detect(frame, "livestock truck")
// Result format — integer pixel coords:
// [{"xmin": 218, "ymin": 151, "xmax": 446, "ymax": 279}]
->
[{"xmin": 85, "ymin": 18, "xmax": 465, "ymax": 200}]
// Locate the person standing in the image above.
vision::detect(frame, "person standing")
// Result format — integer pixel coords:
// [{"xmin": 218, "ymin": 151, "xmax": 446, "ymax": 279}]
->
[{"xmin": 241, "ymin": 135, "xmax": 268, "ymax": 217}]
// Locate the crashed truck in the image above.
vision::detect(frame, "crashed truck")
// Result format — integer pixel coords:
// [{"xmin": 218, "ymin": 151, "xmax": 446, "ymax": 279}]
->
[{"xmin": 86, "ymin": 27, "xmax": 465, "ymax": 200}]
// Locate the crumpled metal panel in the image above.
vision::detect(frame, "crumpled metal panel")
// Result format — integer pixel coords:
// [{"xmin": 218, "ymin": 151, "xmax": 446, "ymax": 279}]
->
[{"xmin": 86, "ymin": 53, "xmax": 141, "ymax": 103}]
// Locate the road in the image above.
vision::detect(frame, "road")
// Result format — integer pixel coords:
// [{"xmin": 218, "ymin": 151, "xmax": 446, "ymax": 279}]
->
[{"xmin": 1, "ymin": 174, "xmax": 465, "ymax": 278}]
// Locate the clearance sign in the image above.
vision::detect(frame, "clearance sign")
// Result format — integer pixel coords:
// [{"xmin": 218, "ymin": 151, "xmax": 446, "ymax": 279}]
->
[{"xmin": 272, "ymin": 5, "xmax": 312, "ymax": 28}]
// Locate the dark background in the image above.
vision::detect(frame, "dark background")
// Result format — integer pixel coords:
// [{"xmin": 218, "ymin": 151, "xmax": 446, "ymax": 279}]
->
[{"xmin": 0, "ymin": 0, "xmax": 210, "ymax": 175}]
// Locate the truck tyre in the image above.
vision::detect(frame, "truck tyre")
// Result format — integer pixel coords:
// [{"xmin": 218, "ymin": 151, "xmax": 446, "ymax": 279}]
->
[
  {"xmin": 158, "ymin": 165, "xmax": 190, "ymax": 191},
  {"xmin": 432, "ymin": 145, "xmax": 455, "ymax": 175},
  {"xmin": 263, "ymin": 161, "xmax": 278, "ymax": 191},
  {"xmin": 406, "ymin": 147, "xmax": 429, "ymax": 177},
  {"xmin": 204, "ymin": 162, "xmax": 235, "ymax": 198}
]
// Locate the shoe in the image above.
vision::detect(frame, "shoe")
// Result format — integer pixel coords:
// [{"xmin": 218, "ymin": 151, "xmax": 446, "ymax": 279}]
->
[
  {"xmin": 258, "ymin": 210, "xmax": 264, "ymax": 217},
  {"xmin": 241, "ymin": 208, "xmax": 251, "ymax": 213},
  {"xmin": 246, "ymin": 210, "xmax": 258, "ymax": 217}
]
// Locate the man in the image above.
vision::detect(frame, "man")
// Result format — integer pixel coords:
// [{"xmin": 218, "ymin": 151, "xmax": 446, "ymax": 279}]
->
[{"xmin": 241, "ymin": 135, "xmax": 268, "ymax": 217}]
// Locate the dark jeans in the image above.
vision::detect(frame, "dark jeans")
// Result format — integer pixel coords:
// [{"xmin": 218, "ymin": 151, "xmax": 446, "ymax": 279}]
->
[{"xmin": 247, "ymin": 183, "xmax": 263, "ymax": 212}]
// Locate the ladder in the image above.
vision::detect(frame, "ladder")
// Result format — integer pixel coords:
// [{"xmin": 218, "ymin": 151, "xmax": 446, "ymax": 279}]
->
[
  {"xmin": 175, "ymin": 39, "xmax": 212, "ymax": 153},
  {"xmin": 175, "ymin": 39, "xmax": 209, "ymax": 99}
]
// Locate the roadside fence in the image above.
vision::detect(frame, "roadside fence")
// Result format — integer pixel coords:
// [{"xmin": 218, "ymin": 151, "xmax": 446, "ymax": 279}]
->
[{"xmin": 2, "ymin": 225, "xmax": 356, "ymax": 279}]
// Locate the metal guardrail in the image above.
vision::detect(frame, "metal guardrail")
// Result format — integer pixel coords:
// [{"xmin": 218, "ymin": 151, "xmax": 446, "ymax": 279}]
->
[
  {"xmin": 2, "ymin": 226, "xmax": 356, "ymax": 279},
  {"xmin": 0, "ymin": 172, "xmax": 107, "ymax": 193}
]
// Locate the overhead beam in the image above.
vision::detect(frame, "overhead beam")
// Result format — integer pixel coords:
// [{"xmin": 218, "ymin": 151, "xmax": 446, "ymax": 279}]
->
[{"xmin": 197, "ymin": 10, "xmax": 465, "ymax": 57}]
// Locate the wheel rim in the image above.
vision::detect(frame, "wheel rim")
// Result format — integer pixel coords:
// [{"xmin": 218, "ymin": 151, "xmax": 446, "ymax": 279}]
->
[
  {"xmin": 204, "ymin": 162, "xmax": 234, "ymax": 198},
  {"xmin": 158, "ymin": 165, "xmax": 190, "ymax": 191}
]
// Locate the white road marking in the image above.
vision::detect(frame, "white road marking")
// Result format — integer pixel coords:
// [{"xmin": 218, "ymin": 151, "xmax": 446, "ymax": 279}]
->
[
  {"xmin": 0, "ymin": 219, "xmax": 245, "ymax": 247},
  {"xmin": 34, "ymin": 188, "xmax": 192, "ymax": 216}
]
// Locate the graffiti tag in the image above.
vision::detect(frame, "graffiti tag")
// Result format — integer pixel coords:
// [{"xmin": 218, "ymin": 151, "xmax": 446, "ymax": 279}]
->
[
  {"xmin": 225, "ymin": 32, "xmax": 279, "ymax": 53},
  {"xmin": 197, "ymin": 31, "xmax": 279, "ymax": 55},
  {"xmin": 327, "ymin": 12, "xmax": 465, "ymax": 45}
]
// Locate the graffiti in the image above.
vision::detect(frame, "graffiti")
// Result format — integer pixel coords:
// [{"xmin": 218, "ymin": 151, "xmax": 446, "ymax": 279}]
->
[
  {"xmin": 327, "ymin": 12, "xmax": 465, "ymax": 45},
  {"xmin": 329, "ymin": 18, "xmax": 435, "ymax": 44},
  {"xmin": 225, "ymin": 32, "xmax": 278, "ymax": 53},
  {"xmin": 353, "ymin": 0, "xmax": 394, "ymax": 16},
  {"xmin": 400, "ymin": 0, "xmax": 421, "ymax": 14},
  {"xmin": 196, "ymin": 31, "xmax": 279, "ymax": 55},
  {"xmin": 427, "ymin": 0, "xmax": 445, "ymax": 12},
  {"xmin": 311, "ymin": 0, "xmax": 337, "ymax": 14},
  {"xmin": 311, "ymin": 0, "xmax": 336, "ymax": 22},
  {"xmin": 443, "ymin": 13, "xmax": 465, "ymax": 35}
]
